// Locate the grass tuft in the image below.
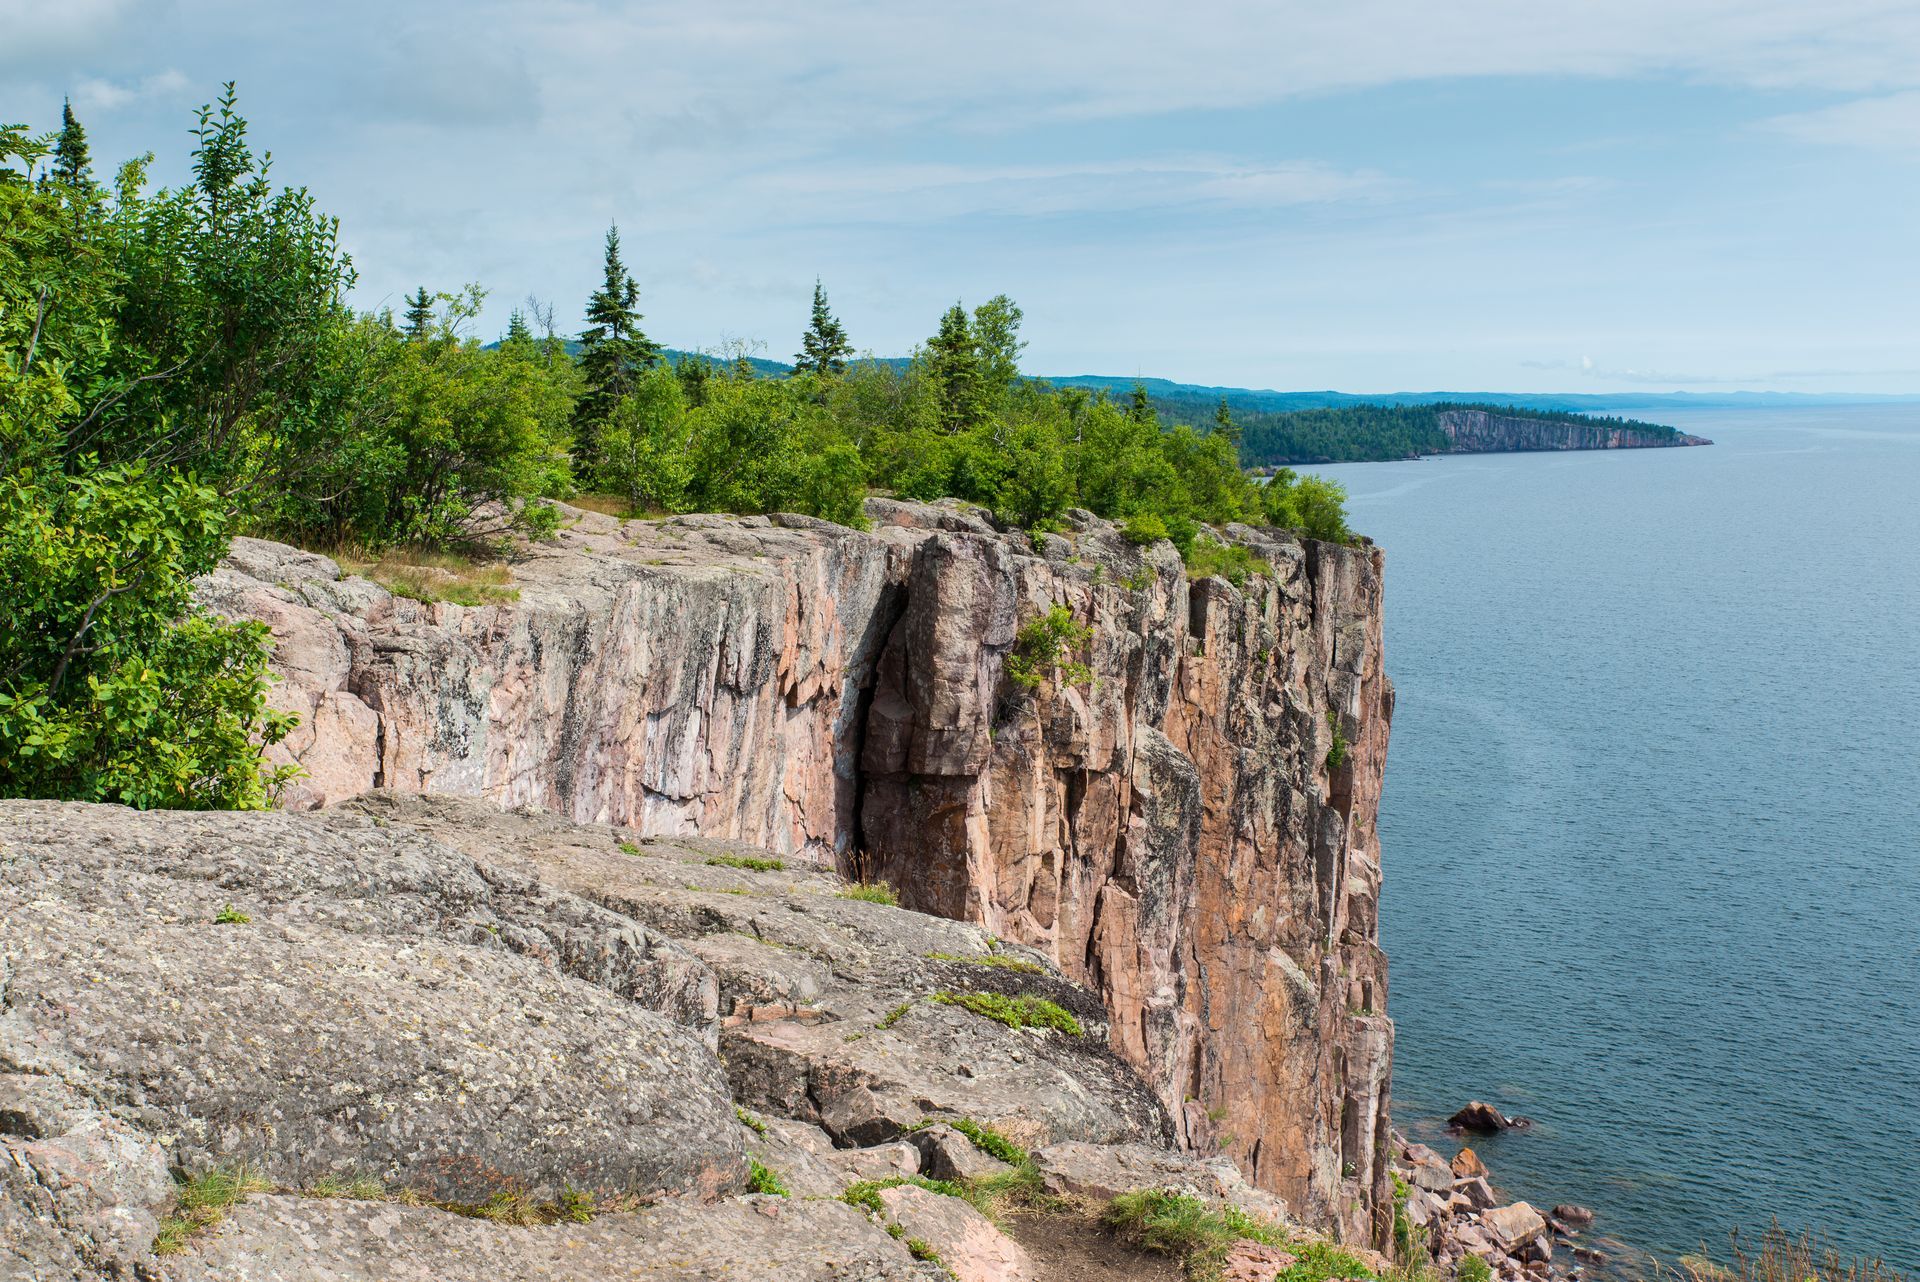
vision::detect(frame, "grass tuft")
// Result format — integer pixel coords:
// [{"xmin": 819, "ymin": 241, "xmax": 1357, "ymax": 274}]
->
[
  {"xmin": 840, "ymin": 881, "xmax": 899, "ymax": 906},
  {"xmin": 735, "ymin": 1105, "xmax": 767, "ymax": 1135},
  {"xmin": 213, "ymin": 903, "xmax": 250, "ymax": 925},
  {"xmin": 1183, "ymin": 540, "xmax": 1270, "ymax": 589},
  {"xmin": 152, "ymin": 1167, "xmax": 272, "ymax": 1254},
  {"xmin": 930, "ymin": 990, "xmax": 1082, "ymax": 1036},
  {"xmin": 707, "ymin": 854, "xmax": 785, "ymax": 872},
  {"xmin": 876, "ymin": 1000, "xmax": 914, "ymax": 1030},
  {"xmin": 338, "ymin": 547, "xmax": 519, "ymax": 607},
  {"xmin": 1103, "ymin": 1189, "xmax": 1359, "ymax": 1282},
  {"xmin": 949, "ymin": 1117, "xmax": 1026, "ymax": 1166},
  {"xmin": 617, "ymin": 839, "xmax": 642, "ymax": 856}
]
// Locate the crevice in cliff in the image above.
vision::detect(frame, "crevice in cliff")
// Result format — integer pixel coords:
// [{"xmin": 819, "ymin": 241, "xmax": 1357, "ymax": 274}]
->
[{"xmin": 844, "ymin": 578, "xmax": 912, "ymax": 880}]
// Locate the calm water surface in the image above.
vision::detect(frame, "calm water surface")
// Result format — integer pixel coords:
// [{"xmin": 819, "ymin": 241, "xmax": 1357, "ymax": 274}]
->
[{"xmin": 1309, "ymin": 406, "xmax": 1920, "ymax": 1270}]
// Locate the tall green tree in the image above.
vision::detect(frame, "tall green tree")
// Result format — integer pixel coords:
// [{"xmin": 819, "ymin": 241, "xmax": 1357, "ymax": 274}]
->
[
  {"xmin": 1213, "ymin": 396, "xmax": 1240, "ymax": 451},
  {"xmin": 971, "ymin": 293, "xmax": 1025, "ymax": 404},
  {"xmin": 50, "ymin": 99, "xmax": 91, "ymax": 187},
  {"xmin": 576, "ymin": 223, "xmax": 659, "ymax": 467},
  {"xmin": 402, "ymin": 287, "xmax": 435, "ymax": 341},
  {"xmin": 794, "ymin": 279, "xmax": 852, "ymax": 376},
  {"xmin": 925, "ymin": 303, "xmax": 985, "ymax": 434}
]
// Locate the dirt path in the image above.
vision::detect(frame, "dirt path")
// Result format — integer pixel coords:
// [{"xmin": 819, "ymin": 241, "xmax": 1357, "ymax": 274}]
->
[{"xmin": 1008, "ymin": 1210, "xmax": 1184, "ymax": 1282}]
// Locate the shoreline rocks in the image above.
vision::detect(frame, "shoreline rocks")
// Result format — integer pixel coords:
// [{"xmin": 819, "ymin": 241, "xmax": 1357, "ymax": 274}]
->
[{"xmin": 1393, "ymin": 1130, "xmax": 1599, "ymax": 1282}]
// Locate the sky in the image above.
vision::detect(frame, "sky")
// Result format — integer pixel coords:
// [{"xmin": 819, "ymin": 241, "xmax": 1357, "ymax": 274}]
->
[{"xmin": 6, "ymin": 0, "xmax": 1920, "ymax": 394}]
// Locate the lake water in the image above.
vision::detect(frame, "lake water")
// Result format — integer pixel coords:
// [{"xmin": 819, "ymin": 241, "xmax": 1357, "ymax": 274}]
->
[{"xmin": 1307, "ymin": 406, "xmax": 1920, "ymax": 1271}]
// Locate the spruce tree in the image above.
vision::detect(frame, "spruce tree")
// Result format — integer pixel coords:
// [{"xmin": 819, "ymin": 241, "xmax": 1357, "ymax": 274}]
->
[
  {"xmin": 502, "ymin": 308, "xmax": 532, "ymax": 347},
  {"xmin": 926, "ymin": 303, "xmax": 985, "ymax": 433},
  {"xmin": 1213, "ymin": 396, "xmax": 1240, "ymax": 449},
  {"xmin": 1127, "ymin": 383, "xmax": 1155, "ymax": 425},
  {"xmin": 793, "ymin": 279, "xmax": 852, "ymax": 377},
  {"xmin": 50, "ymin": 99, "xmax": 91, "ymax": 187},
  {"xmin": 402, "ymin": 287, "xmax": 434, "ymax": 341},
  {"xmin": 577, "ymin": 224, "xmax": 660, "ymax": 464}
]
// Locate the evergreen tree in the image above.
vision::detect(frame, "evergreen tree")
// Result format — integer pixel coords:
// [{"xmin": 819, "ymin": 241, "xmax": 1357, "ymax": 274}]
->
[
  {"xmin": 576, "ymin": 224, "xmax": 660, "ymax": 463},
  {"xmin": 402, "ymin": 287, "xmax": 434, "ymax": 341},
  {"xmin": 1213, "ymin": 396, "xmax": 1240, "ymax": 450},
  {"xmin": 1127, "ymin": 383, "xmax": 1155, "ymax": 425},
  {"xmin": 926, "ymin": 303, "xmax": 985, "ymax": 433},
  {"xmin": 793, "ymin": 279, "xmax": 852, "ymax": 376},
  {"xmin": 502, "ymin": 308, "xmax": 532, "ymax": 347},
  {"xmin": 50, "ymin": 99, "xmax": 90, "ymax": 187}
]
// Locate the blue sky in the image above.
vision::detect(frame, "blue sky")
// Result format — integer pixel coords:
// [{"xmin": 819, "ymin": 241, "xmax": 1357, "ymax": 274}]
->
[{"xmin": 7, "ymin": 0, "xmax": 1919, "ymax": 393}]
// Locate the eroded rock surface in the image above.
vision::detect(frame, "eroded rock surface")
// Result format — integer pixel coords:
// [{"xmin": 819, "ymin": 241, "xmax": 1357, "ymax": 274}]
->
[
  {"xmin": 198, "ymin": 498, "xmax": 1395, "ymax": 1243},
  {"xmin": 1433, "ymin": 408, "xmax": 1711, "ymax": 453}
]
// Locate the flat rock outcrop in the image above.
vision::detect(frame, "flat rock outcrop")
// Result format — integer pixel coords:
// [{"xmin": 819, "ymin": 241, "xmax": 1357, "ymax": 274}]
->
[{"xmin": 196, "ymin": 497, "xmax": 1396, "ymax": 1245}]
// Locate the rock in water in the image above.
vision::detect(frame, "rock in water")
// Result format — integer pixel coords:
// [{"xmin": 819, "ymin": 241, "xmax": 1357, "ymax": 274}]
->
[
  {"xmin": 1447, "ymin": 1101, "xmax": 1530, "ymax": 1133},
  {"xmin": 1451, "ymin": 1147, "xmax": 1489, "ymax": 1178}
]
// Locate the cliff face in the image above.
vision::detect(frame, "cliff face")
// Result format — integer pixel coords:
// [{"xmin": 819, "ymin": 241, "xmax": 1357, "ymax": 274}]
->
[
  {"xmin": 1434, "ymin": 409, "xmax": 1710, "ymax": 453},
  {"xmin": 199, "ymin": 497, "xmax": 1395, "ymax": 1246}
]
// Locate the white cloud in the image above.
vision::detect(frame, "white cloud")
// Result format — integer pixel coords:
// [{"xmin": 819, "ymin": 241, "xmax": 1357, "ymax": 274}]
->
[
  {"xmin": 73, "ymin": 69, "xmax": 188, "ymax": 111},
  {"xmin": 1767, "ymin": 91, "xmax": 1920, "ymax": 153}
]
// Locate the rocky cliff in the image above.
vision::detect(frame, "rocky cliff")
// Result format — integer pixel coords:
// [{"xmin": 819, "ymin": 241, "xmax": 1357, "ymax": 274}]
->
[
  {"xmin": 194, "ymin": 497, "xmax": 1396, "ymax": 1247},
  {"xmin": 1433, "ymin": 409, "xmax": 1711, "ymax": 453}
]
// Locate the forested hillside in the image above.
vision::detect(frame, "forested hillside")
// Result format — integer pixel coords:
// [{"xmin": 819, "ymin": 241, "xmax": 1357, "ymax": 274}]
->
[
  {"xmin": 0, "ymin": 90, "xmax": 1347, "ymax": 811},
  {"xmin": 1233, "ymin": 401, "xmax": 1686, "ymax": 465}
]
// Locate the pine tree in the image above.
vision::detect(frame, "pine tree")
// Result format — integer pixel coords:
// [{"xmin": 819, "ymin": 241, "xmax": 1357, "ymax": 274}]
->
[
  {"xmin": 926, "ymin": 303, "xmax": 985, "ymax": 434},
  {"xmin": 502, "ymin": 308, "xmax": 532, "ymax": 348},
  {"xmin": 402, "ymin": 287, "xmax": 434, "ymax": 341},
  {"xmin": 1213, "ymin": 396, "xmax": 1241, "ymax": 449},
  {"xmin": 1127, "ymin": 383, "xmax": 1155, "ymax": 425},
  {"xmin": 577, "ymin": 224, "xmax": 660, "ymax": 464},
  {"xmin": 50, "ymin": 99, "xmax": 91, "ymax": 187},
  {"xmin": 793, "ymin": 279, "xmax": 852, "ymax": 377}
]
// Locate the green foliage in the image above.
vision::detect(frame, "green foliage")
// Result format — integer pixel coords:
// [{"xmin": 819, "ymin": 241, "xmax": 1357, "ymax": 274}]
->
[
  {"xmin": 841, "ymin": 881, "xmax": 900, "ymax": 906},
  {"xmin": 1455, "ymin": 1255, "xmax": 1493, "ymax": 1282},
  {"xmin": 1183, "ymin": 538, "xmax": 1269, "ymax": 588},
  {"xmin": 735, "ymin": 1105, "xmax": 767, "ymax": 1135},
  {"xmin": 1006, "ymin": 606, "xmax": 1093, "ymax": 690},
  {"xmin": 617, "ymin": 839, "xmax": 642, "ymax": 856},
  {"xmin": 841, "ymin": 1174, "xmax": 970, "ymax": 1216},
  {"xmin": 794, "ymin": 279, "xmax": 853, "ymax": 377},
  {"xmin": 1104, "ymin": 1190, "xmax": 1372, "ymax": 1282},
  {"xmin": 0, "ymin": 466, "xmax": 297, "ymax": 809},
  {"xmin": 746, "ymin": 1158, "xmax": 789, "ymax": 1196},
  {"xmin": 1237, "ymin": 400, "xmax": 1681, "ymax": 465},
  {"xmin": 575, "ymin": 223, "xmax": 660, "ymax": 459},
  {"xmin": 1261, "ymin": 470, "xmax": 1352, "ymax": 543},
  {"xmin": 876, "ymin": 1000, "xmax": 914, "ymax": 1029},
  {"xmin": 949, "ymin": 1118, "xmax": 1026, "ymax": 1166},
  {"xmin": 930, "ymin": 990, "xmax": 1083, "ymax": 1036},
  {"xmin": 926, "ymin": 303, "xmax": 987, "ymax": 433},
  {"xmin": 1325, "ymin": 712, "xmax": 1351, "ymax": 772},
  {"xmin": 706, "ymin": 854, "xmax": 785, "ymax": 872},
  {"xmin": 925, "ymin": 951, "xmax": 1045, "ymax": 975},
  {"xmin": 1123, "ymin": 513, "xmax": 1169, "ymax": 545},
  {"xmin": 152, "ymin": 1167, "xmax": 271, "ymax": 1254},
  {"xmin": 213, "ymin": 903, "xmax": 250, "ymax": 925}
]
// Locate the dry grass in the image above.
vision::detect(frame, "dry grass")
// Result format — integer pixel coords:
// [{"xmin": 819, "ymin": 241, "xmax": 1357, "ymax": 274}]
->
[
  {"xmin": 1675, "ymin": 1226, "xmax": 1908, "ymax": 1282},
  {"xmin": 334, "ymin": 547, "xmax": 519, "ymax": 607},
  {"xmin": 152, "ymin": 1167, "xmax": 272, "ymax": 1254}
]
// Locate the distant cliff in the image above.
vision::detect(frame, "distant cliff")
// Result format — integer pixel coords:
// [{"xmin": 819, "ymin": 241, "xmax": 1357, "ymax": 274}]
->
[
  {"xmin": 195, "ymin": 498, "xmax": 1397, "ymax": 1248},
  {"xmin": 1239, "ymin": 400, "xmax": 1710, "ymax": 464},
  {"xmin": 1432, "ymin": 408, "xmax": 1711, "ymax": 454}
]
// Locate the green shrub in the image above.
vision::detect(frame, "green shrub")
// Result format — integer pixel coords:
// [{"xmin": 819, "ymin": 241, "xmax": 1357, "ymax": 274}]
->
[
  {"xmin": 0, "ymin": 466, "xmax": 298, "ymax": 810},
  {"xmin": 950, "ymin": 1118, "xmax": 1026, "ymax": 1165},
  {"xmin": 1325, "ymin": 711, "xmax": 1350, "ymax": 772},
  {"xmin": 1456, "ymin": 1254, "xmax": 1493, "ymax": 1282},
  {"xmin": 1183, "ymin": 538, "xmax": 1269, "ymax": 589},
  {"xmin": 213, "ymin": 904, "xmax": 251, "ymax": 925},
  {"xmin": 746, "ymin": 1158, "xmax": 788, "ymax": 1196},
  {"xmin": 1006, "ymin": 605, "xmax": 1093, "ymax": 690},
  {"xmin": 1122, "ymin": 513, "xmax": 1169, "ymax": 545},
  {"xmin": 617, "ymin": 839, "xmax": 642, "ymax": 856},
  {"xmin": 930, "ymin": 990, "xmax": 1082, "ymax": 1036},
  {"xmin": 735, "ymin": 1105, "xmax": 767, "ymax": 1135}
]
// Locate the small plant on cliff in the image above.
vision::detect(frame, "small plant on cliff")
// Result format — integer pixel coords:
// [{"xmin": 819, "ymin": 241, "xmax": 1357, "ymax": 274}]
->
[
  {"xmin": 950, "ymin": 1117, "xmax": 1027, "ymax": 1166},
  {"xmin": 841, "ymin": 880, "xmax": 899, "ymax": 906},
  {"xmin": 735, "ymin": 1105, "xmax": 767, "ymax": 1135},
  {"xmin": 876, "ymin": 1000, "xmax": 915, "ymax": 1029},
  {"xmin": 1455, "ymin": 1254, "xmax": 1493, "ymax": 1282},
  {"xmin": 617, "ymin": 839, "xmax": 642, "ymax": 856},
  {"xmin": 213, "ymin": 903, "xmax": 251, "ymax": 925},
  {"xmin": 930, "ymin": 990, "xmax": 1082, "ymax": 1037},
  {"xmin": 1104, "ymin": 1189, "xmax": 1291, "ymax": 1280},
  {"xmin": 1325, "ymin": 712, "xmax": 1350, "ymax": 773},
  {"xmin": 746, "ymin": 1158, "xmax": 789, "ymax": 1196},
  {"xmin": 706, "ymin": 853, "xmax": 785, "ymax": 872},
  {"xmin": 1123, "ymin": 513, "xmax": 1170, "ymax": 545},
  {"xmin": 152, "ymin": 1167, "xmax": 272, "ymax": 1254},
  {"xmin": 1006, "ymin": 605, "xmax": 1093, "ymax": 690}
]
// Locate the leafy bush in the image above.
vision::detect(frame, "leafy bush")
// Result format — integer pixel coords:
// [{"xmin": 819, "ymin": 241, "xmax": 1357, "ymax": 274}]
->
[
  {"xmin": 1183, "ymin": 538, "xmax": 1269, "ymax": 588},
  {"xmin": 1006, "ymin": 605, "xmax": 1093, "ymax": 690},
  {"xmin": 930, "ymin": 990, "xmax": 1082, "ymax": 1036},
  {"xmin": 1456, "ymin": 1254, "xmax": 1493, "ymax": 1282},
  {"xmin": 1122, "ymin": 513, "xmax": 1170, "ymax": 544},
  {"xmin": 746, "ymin": 1158, "xmax": 788, "ymax": 1196},
  {"xmin": 0, "ymin": 466, "xmax": 297, "ymax": 809}
]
